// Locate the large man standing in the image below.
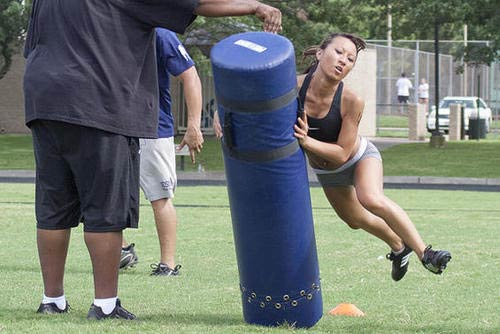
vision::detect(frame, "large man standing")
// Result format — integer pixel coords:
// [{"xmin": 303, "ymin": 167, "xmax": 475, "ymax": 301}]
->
[
  {"xmin": 120, "ymin": 29, "xmax": 203, "ymax": 276},
  {"xmin": 24, "ymin": 0, "xmax": 281, "ymax": 320}
]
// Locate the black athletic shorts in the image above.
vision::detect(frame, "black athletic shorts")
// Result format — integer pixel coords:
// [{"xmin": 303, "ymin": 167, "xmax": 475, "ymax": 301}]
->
[
  {"xmin": 31, "ymin": 120, "xmax": 140, "ymax": 232},
  {"xmin": 398, "ymin": 95, "xmax": 409, "ymax": 104}
]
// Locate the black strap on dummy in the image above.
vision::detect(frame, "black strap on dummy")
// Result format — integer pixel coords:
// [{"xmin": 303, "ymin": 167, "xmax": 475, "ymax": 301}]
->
[
  {"xmin": 218, "ymin": 87, "xmax": 300, "ymax": 163},
  {"xmin": 217, "ymin": 87, "xmax": 297, "ymax": 113},
  {"xmin": 222, "ymin": 138, "xmax": 299, "ymax": 163}
]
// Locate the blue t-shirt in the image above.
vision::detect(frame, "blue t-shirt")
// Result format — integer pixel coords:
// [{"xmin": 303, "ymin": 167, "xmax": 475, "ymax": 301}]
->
[{"xmin": 155, "ymin": 28, "xmax": 195, "ymax": 138}]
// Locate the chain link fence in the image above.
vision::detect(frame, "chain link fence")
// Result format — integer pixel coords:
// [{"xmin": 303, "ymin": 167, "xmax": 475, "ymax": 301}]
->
[
  {"xmin": 367, "ymin": 40, "xmax": 498, "ymax": 138},
  {"xmin": 172, "ymin": 41, "xmax": 499, "ymax": 139}
]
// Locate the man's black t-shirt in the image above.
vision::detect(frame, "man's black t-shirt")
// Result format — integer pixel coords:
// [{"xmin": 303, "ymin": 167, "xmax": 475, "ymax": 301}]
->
[{"xmin": 24, "ymin": 0, "xmax": 198, "ymax": 138}]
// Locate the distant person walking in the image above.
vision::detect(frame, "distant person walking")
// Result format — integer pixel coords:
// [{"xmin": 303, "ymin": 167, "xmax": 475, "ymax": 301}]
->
[
  {"xmin": 418, "ymin": 78, "xmax": 429, "ymax": 104},
  {"xmin": 395, "ymin": 73, "xmax": 413, "ymax": 104}
]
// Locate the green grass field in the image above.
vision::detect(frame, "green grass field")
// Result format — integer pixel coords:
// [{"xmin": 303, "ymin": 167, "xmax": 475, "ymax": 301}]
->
[
  {"xmin": 0, "ymin": 135, "xmax": 35, "ymax": 170},
  {"xmin": 1, "ymin": 184, "xmax": 499, "ymax": 333},
  {"xmin": 382, "ymin": 141, "xmax": 500, "ymax": 178},
  {"xmin": 2, "ymin": 134, "xmax": 500, "ymax": 178},
  {"xmin": 378, "ymin": 115, "xmax": 408, "ymax": 128}
]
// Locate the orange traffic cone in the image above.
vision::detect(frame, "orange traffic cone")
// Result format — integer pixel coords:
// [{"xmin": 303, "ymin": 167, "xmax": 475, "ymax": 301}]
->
[{"xmin": 328, "ymin": 303, "xmax": 365, "ymax": 317}]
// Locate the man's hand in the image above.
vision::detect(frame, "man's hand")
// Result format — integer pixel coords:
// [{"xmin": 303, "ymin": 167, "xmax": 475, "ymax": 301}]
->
[
  {"xmin": 178, "ymin": 126, "xmax": 204, "ymax": 164},
  {"xmin": 255, "ymin": 3, "xmax": 282, "ymax": 33},
  {"xmin": 194, "ymin": 1, "xmax": 282, "ymax": 33}
]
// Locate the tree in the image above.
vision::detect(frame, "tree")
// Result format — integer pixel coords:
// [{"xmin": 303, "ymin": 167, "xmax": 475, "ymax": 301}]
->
[
  {"xmin": 386, "ymin": 0, "xmax": 499, "ymax": 66},
  {"xmin": 461, "ymin": 0, "xmax": 499, "ymax": 66},
  {"xmin": 0, "ymin": 0, "xmax": 30, "ymax": 79},
  {"xmin": 184, "ymin": 0, "xmax": 389, "ymax": 73}
]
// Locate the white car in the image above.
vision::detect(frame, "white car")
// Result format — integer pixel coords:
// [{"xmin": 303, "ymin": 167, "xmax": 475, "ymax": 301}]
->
[{"xmin": 427, "ymin": 96, "xmax": 492, "ymax": 133}]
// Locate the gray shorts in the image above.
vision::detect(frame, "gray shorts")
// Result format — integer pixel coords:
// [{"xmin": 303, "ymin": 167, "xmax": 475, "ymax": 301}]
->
[
  {"xmin": 139, "ymin": 137, "xmax": 177, "ymax": 201},
  {"xmin": 314, "ymin": 139, "xmax": 381, "ymax": 187}
]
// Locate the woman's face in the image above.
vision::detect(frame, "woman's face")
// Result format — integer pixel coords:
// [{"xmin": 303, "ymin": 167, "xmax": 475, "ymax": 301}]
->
[{"xmin": 316, "ymin": 36, "xmax": 357, "ymax": 81}]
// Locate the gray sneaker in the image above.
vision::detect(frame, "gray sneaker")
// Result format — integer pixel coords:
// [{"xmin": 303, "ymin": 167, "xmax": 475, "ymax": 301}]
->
[
  {"xmin": 120, "ymin": 243, "xmax": 138, "ymax": 270},
  {"xmin": 421, "ymin": 245, "xmax": 451, "ymax": 274},
  {"xmin": 150, "ymin": 263, "xmax": 181, "ymax": 276}
]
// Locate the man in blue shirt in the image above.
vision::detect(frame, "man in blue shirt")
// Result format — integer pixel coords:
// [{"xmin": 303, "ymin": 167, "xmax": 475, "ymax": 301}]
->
[{"xmin": 120, "ymin": 29, "xmax": 202, "ymax": 276}]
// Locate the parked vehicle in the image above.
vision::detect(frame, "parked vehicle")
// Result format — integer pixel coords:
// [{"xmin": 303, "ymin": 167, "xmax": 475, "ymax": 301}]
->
[{"xmin": 427, "ymin": 96, "xmax": 492, "ymax": 133}]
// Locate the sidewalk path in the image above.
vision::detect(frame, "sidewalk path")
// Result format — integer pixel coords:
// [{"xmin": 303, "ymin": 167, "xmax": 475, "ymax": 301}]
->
[
  {"xmin": 2, "ymin": 169, "xmax": 499, "ymax": 192},
  {"xmin": 1, "ymin": 138, "xmax": 499, "ymax": 192}
]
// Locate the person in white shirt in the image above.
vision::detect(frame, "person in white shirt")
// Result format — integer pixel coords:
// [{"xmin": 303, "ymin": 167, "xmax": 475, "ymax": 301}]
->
[
  {"xmin": 418, "ymin": 78, "xmax": 429, "ymax": 104},
  {"xmin": 395, "ymin": 73, "xmax": 413, "ymax": 104}
]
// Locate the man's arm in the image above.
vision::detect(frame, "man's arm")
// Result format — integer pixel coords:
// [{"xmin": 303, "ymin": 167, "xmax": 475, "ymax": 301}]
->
[
  {"xmin": 177, "ymin": 66, "xmax": 204, "ymax": 164},
  {"xmin": 195, "ymin": 0, "xmax": 281, "ymax": 33}
]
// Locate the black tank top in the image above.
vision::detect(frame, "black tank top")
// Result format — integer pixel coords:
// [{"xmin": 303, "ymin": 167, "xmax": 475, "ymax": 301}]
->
[{"xmin": 298, "ymin": 67, "xmax": 343, "ymax": 143}]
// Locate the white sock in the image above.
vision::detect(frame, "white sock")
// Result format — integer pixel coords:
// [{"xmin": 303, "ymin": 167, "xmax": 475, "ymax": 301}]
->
[
  {"xmin": 93, "ymin": 297, "xmax": 117, "ymax": 315},
  {"xmin": 392, "ymin": 246, "xmax": 405, "ymax": 256},
  {"xmin": 42, "ymin": 294, "xmax": 67, "ymax": 310}
]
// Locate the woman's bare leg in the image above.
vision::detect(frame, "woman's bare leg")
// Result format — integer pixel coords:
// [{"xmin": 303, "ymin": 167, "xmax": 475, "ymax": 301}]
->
[
  {"xmin": 353, "ymin": 157, "xmax": 426, "ymax": 259},
  {"xmin": 323, "ymin": 185, "xmax": 404, "ymax": 252}
]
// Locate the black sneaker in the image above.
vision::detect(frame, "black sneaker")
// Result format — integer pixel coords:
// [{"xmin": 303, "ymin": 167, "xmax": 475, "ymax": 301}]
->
[
  {"xmin": 87, "ymin": 299, "xmax": 136, "ymax": 320},
  {"xmin": 421, "ymin": 245, "xmax": 451, "ymax": 274},
  {"xmin": 150, "ymin": 263, "xmax": 181, "ymax": 276},
  {"xmin": 120, "ymin": 243, "xmax": 138, "ymax": 270},
  {"xmin": 386, "ymin": 245, "xmax": 413, "ymax": 281},
  {"xmin": 36, "ymin": 302, "xmax": 70, "ymax": 314}
]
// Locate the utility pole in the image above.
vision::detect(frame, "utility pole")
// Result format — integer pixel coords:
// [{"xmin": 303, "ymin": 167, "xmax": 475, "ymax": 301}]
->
[
  {"xmin": 430, "ymin": 21, "xmax": 445, "ymax": 148},
  {"xmin": 387, "ymin": 3, "xmax": 392, "ymax": 106},
  {"xmin": 463, "ymin": 24, "xmax": 468, "ymax": 96}
]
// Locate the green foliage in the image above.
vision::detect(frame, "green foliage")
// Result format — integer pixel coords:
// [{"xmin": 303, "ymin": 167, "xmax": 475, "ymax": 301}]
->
[
  {"xmin": 184, "ymin": 1, "xmax": 498, "ymax": 69},
  {"xmin": 2, "ymin": 1, "xmax": 497, "ymax": 78},
  {"xmin": 461, "ymin": 0, "xmax": 500, "ymax": 65},
  {"xmin": 0, "ymin": 0, "xmax": 30, "ymax": 79},
  {"xmin": 184, "ymin": 15, "xmax": 262, "ymax": 75},
  {"xmin": 387, "ymin": 0, "xmax": 499, "ymax": 65}
]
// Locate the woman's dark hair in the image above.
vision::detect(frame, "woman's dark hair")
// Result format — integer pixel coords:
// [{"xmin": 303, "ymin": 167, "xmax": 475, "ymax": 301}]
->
[{"xmin": 302, "ymin": 33, "xmax": 366, "ymax": 73}]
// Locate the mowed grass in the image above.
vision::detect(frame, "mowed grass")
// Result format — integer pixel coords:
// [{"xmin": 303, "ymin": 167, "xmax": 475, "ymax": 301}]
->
[
  {"xmin": 1, "ymin": 134, "xmax": 500, "ymax": 178},
  {"xmin": 378, "ymin": 115, "xmax": 408, "ymax": 128},
  {"xmin": 0, "ymin": 135, "xmax": 35, "ymax": 170},
  {"xmin": 0, "ymin": 134, "xmax": 222, "ymax": 172},
  {"xmin": 0, "ymin": 183, "xmax": 499, "ymax": 333},
  {"xmin": 382, "ymin": 140, "xmax": 500, "ymax": 178}
]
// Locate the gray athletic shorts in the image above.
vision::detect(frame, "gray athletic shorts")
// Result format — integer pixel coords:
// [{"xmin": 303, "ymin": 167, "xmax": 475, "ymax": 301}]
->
[
  {"xmin": 313, "ymin": 138, "xmax": 382, "ymax": 187},
  {"xmin": 139, "ymin": 137, "xmax": 177, "ymax": 201}
]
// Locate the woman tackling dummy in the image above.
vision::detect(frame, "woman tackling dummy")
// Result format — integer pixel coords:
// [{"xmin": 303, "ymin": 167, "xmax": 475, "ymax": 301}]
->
[{"xmin": 294, "ymin": 33, "xmax": 451, "ymax": 281}]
